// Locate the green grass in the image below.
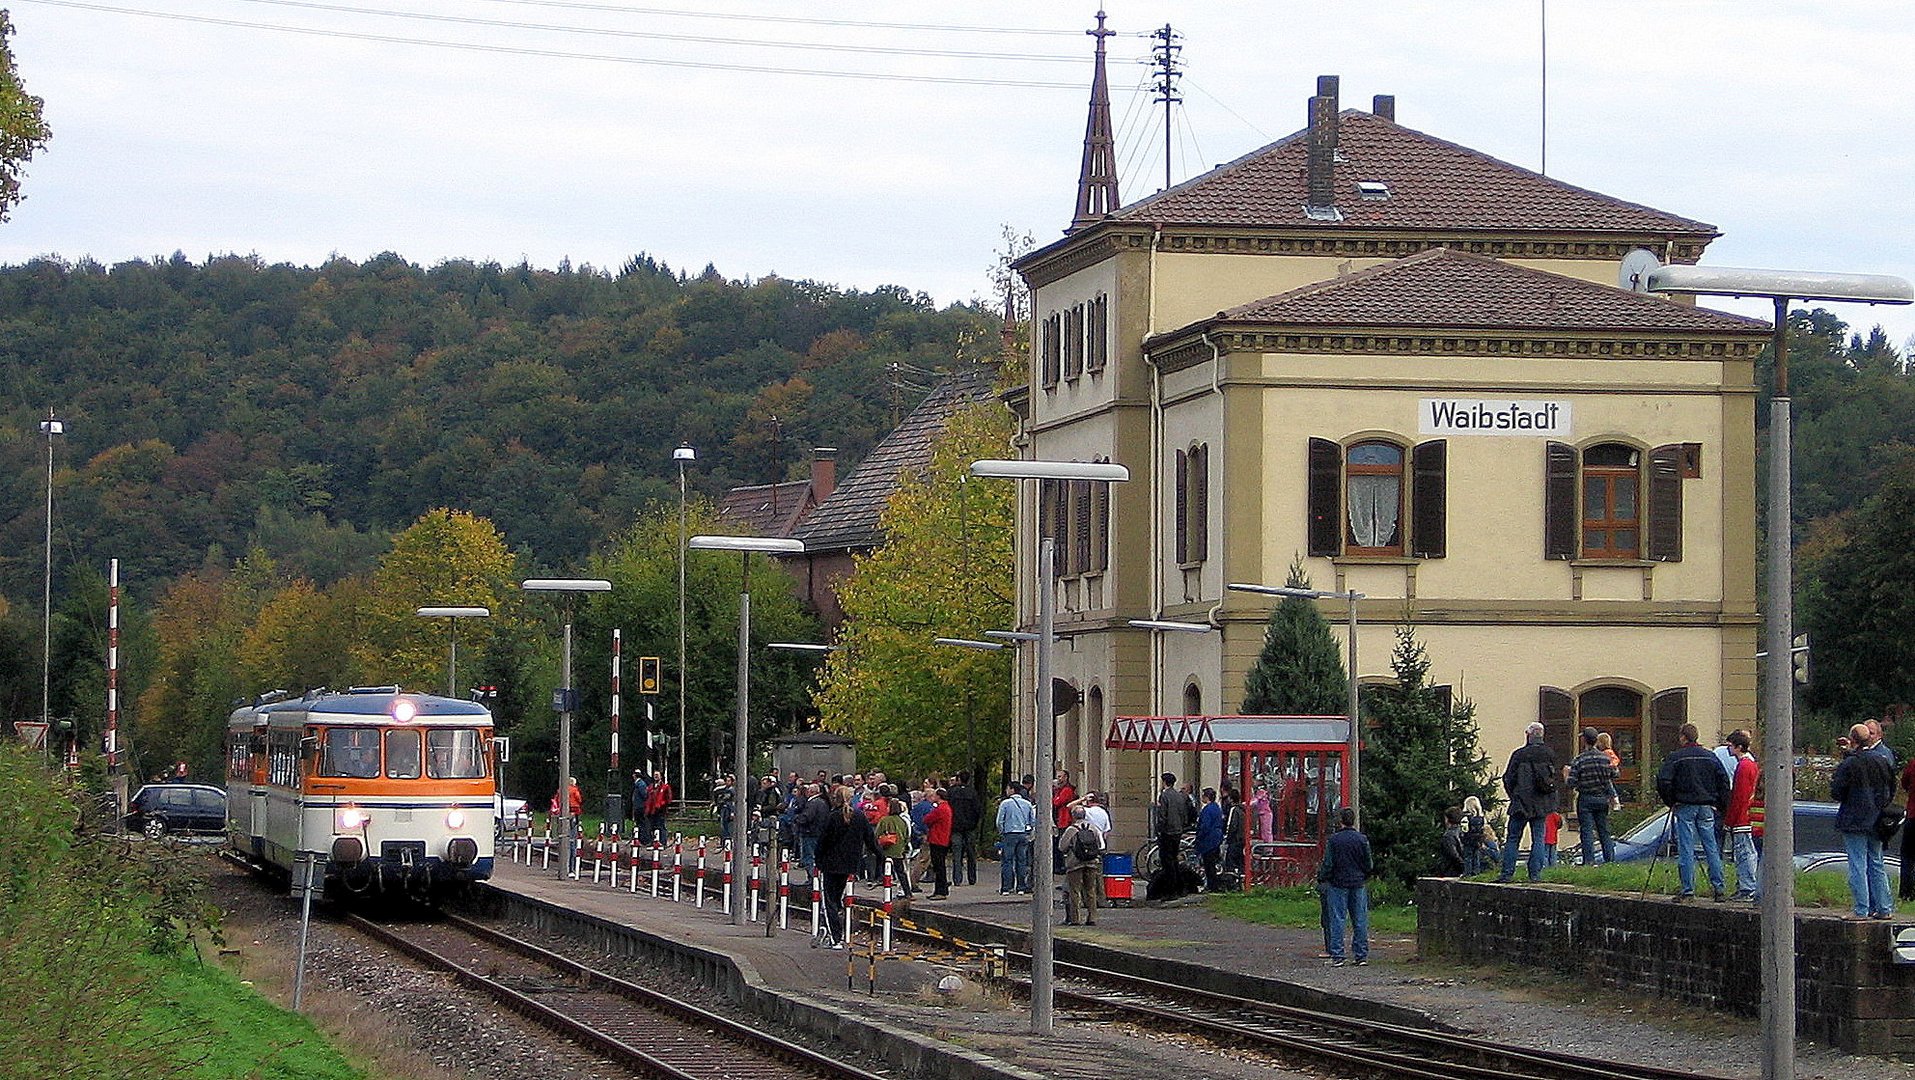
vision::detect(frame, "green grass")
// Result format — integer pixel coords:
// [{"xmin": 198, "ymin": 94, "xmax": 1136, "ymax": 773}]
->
[
  {"xmin": 141, "ymin": 948, "xmax": 364, "ymax": 1080},
  {"xmin": 1208, "ymin": 885, "xmax": 1418, "ymax": 935},
  {"xmin": 1462, "ymin": 860, "xmax": 1900, "ymax": 909}
]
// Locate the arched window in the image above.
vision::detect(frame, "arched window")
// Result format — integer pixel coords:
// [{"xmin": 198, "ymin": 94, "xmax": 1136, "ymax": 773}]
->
[
  {"xmin": 1344, "ymin": 441, "xmax": 1404, "ymax": 555},
  {"xmin": 1182, "ymin": 681, "xmax": 1203, "ymax": 718},
  {"xmin": 1581, "ymin": 444, "xmax": 1640, "ymax": 559}
]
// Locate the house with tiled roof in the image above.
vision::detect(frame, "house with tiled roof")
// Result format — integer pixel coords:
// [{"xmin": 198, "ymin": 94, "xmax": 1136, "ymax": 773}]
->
[
  {"xmin": 1006, "ymin": 63, "xmax": 1766, "ymax": 844},
  {"xmin": 789, "ymin": 364, "xmax": 1003, "ymax": 626}
]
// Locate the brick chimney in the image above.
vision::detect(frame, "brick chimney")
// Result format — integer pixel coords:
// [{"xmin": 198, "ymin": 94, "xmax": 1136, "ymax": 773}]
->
[
  {"xmin": 1372, "ymin": 94, "xmax": 1395, "ymax": 122},
  {"xmin": 809, "ymin": 447, "xmax": 838, "ymax": 506},
  {"xmin": 1306, "ymin": 75, "xmax": 1340, "ymax": 213}
]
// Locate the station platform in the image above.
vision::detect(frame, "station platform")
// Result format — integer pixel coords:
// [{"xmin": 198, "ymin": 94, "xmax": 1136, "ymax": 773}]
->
[{"xmin": 477, "ymin": 853, "xmax": 1894, "ymax": 1080}]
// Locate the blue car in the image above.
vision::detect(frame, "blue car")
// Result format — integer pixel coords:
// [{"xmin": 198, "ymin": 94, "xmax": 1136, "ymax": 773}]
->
[{"xmin": 1603, "ymin": 801, "xmax": 1860, "ymax": 863}]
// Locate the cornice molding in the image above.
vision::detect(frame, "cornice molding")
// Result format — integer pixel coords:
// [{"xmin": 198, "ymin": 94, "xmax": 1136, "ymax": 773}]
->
[{"xmin": 1149, "ymin": 328, "xmax": 1764, "ymax": 375}]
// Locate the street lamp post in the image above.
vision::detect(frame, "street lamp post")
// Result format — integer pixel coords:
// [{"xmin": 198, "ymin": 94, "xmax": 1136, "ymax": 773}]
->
[
  {"xmin": 676, "ymin": 444, "xmax": 696, "ymax": 802},
  {"xmin": 415, "ymin": 606, "xmax": 490, "ymax": 698},
  {"xmin": 39, "ymin": 414, "xmax": 63, "ymax": 748},
  {"xmin": 1227, "ymin": 583, "xmax": 1364, "ymax": 825},
  {"xmin": 971, "ymin": 458, "xmax": 1128, "ymax": 1037},
  {"xmin": 521, "ymin": 579, "xmax": 612, "ymax": 879},
  {"xmin": 689, "ymin": 534, "xmax": 805, "ymax": 927},
  {"xmin": 1647, "ymin": 263, "xmax": 1910, "ymax": 1080}
]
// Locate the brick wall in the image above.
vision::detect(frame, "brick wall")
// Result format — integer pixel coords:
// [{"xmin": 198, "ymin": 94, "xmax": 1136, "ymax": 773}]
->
[{"xmin": 1416, "ymin": 878, "xmax": 1915, "ymax": 1055}]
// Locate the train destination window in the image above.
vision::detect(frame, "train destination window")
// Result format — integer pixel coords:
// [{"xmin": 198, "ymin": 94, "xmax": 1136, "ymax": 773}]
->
[
  {"xmin": 319, "ymin": 728, "xmax": 380, "ymax": 779},
  {"xmin": 427, "ymin": 728, "xmax": 487, "ymax": 779},
  {"xmin": 385, "ymin": 728, "xmax": 422, "ymax": 780}
]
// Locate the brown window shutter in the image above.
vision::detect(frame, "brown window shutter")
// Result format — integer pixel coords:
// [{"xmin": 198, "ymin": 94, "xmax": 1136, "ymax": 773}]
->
[
  {"xmin": 1647, "ymin": 444, "xmax": 1684, "ymax": 562},
  {"xmin": 1174, "ymin": 449, "xmax": 1189, "ymax": 564},
  {"xmin": 1433, "ymin": 684, "xmax": 1454, "ymax": 719},
  {"xmin": 1308, "ymin": 438, "xmax": 1342, "ymax": 557},
  {"xmin": 1092, "ymin": 478, "xmax": 1110, "ymax": 571},
  {"xmin": 1072, "ymin": 479, "xmax": 1091, "ymax": 573},
  {"xmin": 1193, "ymin": 444, "xmax": 1209, "ymax": 562},
  {"xmin": 1539, "ymin": 687, "xmax": 1575, "ymax": 763},
  {"xmin": 1544, "ymin": 441, "xmax": 1577, "ymax": 559},
  {"xmin": 1410, "ymin": 440, "xmax": 1447, "ymax": 559},
  {"xmin": 1650, "ymin": 688, "xmax": 1687, "ymax": 761}
]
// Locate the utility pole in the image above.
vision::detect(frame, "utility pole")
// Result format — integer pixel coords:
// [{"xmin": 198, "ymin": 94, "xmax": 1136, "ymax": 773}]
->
[{"xmin": 1150, "ymin": 24, "xmax": 1183, "ymax": 192}]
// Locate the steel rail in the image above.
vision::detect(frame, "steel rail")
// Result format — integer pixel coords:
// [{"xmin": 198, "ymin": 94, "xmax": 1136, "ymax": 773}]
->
[
  {"xmin": 343, "ymin": 912, "xmax": 885, "ymax": 1080},
  {"xmin": 882, "ymin": 920, "xmax": 1723, "ymax": 1080}
]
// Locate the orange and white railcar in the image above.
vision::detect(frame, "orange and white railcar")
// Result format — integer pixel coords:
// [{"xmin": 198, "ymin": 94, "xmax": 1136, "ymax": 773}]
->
[{"xmin": 227, "ymin": 687, "xmax": 496, "ymax": 897}]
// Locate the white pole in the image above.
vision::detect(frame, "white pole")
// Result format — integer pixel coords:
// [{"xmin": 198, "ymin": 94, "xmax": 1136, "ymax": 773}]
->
[
  {"xmin": 107, "ymin": 558, "xmax": 119, "ymax": 770},
  {"xmin": 1031, "ymin": 537, "xmax": 1056, "ymax": 1036},
  {"xmin": 730, "ymin": 558, "xmax": 753, "ymax": 925}
]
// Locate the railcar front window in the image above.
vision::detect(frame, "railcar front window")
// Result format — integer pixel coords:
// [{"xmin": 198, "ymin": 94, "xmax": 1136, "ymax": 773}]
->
[
  {"xmin": 385, "ymin": 729, "xmax": 422, "ymax": 779},
  {"xmin": 319, "ymin": 728, "xmax": 380, "ymax": 779},
  {"xmin": 427, "ymin": 729, "xmax": 487, "ymax": 779}
]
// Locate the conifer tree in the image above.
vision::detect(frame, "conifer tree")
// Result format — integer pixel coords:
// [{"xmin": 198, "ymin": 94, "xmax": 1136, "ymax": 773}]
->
[
  {"xmin": 1359, "ymin": 624, "xmax": 1495, "ymax": 891},
  {"xmin": 1240, "ymin": 557, "xmax": 1346, "ymax": 716}
]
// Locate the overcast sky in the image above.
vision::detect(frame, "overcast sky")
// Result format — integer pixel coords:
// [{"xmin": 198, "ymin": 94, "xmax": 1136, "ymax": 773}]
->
[{"xmin": 4, "ymin": 1, "xmax": 1912, "ymax": 346}]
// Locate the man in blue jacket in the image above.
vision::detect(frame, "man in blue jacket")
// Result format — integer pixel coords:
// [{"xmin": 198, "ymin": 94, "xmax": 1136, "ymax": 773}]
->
[
  {"xmin": 1317, "ymin": 807, "xmax": 1373, "ymax": 966},
  {"xmin": 1832, "ymin": 722, "xmax": 1898, "ymax": 920},
  {"xmin": 1194, "ymin": 787, "xmax": 1225, "ymax": 892},
  {"xmin": 1655, "ymin": 722, "xmax": 1730, "ymax": 902}
]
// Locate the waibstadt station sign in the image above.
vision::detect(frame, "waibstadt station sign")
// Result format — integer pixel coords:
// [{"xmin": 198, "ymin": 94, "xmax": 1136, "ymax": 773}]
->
[{"xmin": 1419, "ymin": 398, "xmax": 1571, "ymax": 437}]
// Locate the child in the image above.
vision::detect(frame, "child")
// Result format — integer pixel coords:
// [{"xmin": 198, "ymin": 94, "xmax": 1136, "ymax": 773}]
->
[{"xmin": 1542, "ymin": 808, "xmax": 1563, "ymax": 868}]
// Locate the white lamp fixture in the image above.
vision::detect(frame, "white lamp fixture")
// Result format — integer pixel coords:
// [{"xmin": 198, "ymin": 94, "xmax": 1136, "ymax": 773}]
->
[
  {"xmin": 688, "ymin": 534, "xmax": 804, "ymax": 927},
  {"xmin": 968, "ymin": 457, "xmax": 1129, "ymax": 1037},
  {"xmin": 415, "ymin": 606, "xmax": 491, "ymax": 698},
  {"xmin": 1647, "ymin": 262, "xmax": 1910, "ymax": 1080}
]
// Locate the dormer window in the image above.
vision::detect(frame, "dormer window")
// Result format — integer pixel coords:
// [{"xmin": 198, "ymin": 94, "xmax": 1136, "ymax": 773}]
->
[{"xmin": 1356, "ymin": 180, "xmax": 1390, "ymax": 201}]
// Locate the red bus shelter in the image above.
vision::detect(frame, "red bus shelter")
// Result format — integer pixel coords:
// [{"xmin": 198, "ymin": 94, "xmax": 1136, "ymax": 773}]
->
[{"xmin": 1105, "ymin": 715, "xmax": 1351, "ymax": 890}]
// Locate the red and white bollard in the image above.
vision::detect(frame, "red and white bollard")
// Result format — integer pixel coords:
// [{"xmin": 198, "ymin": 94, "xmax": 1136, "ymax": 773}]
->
[
  {"xmin": 650, "ymin": 840, "xmax": 662, "ymax": 896},
  {"xmin": 778, "ymin": 859, "xmax": 791, "ymax": 930},
  {"xmin": 590, "ymin": 824, "xmax": 606, "ymax": 884},
  {"xmin": 720, "ymin": 840, "xmax": 732, "ymax": 916},
  {"xmin": 881, "ymin": 871, "xmax": 895, "ymax": 952},
  {"xmin": 672, "ymin": 835, "xmax": 684, "ymax": 903},
  {"xmin": 629, "ymin": 836, "xmax": 642, "ymax": 894},
  {"xmin": 540, "ymin": 822, "xmax": 553, "ymax": 870},
  {"xmin": 748, "ymin": 846, "xmax": 762, "ymax": 922},
  {"xmin": 694, "ymin": 836, "xmax": 707, "ymax": 909}
]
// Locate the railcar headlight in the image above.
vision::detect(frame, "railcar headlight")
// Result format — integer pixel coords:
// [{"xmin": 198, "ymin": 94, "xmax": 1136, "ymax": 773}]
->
[
  {"xmin": 337, "ymin": 807, "xmax": 368, "ymax": 830},
  {"xmin": 445, "ymin": 810, "xmax": 466, "ymax": 830}
]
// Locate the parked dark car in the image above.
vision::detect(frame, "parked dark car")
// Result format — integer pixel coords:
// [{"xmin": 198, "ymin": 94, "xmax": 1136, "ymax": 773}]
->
[
  {"xmin": 126, "ymin": 783, "xmax": 229, "ymax": 839},
  {"xmin": 1603, "ymin": 801, "xmax": 1863, "ymax": 863}
]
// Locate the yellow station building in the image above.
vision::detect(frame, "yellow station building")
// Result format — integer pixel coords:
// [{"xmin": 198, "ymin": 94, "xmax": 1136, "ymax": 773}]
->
[{"xmin": 1006, "ymin": 69, "xmax": 1770, "ymax": 841}]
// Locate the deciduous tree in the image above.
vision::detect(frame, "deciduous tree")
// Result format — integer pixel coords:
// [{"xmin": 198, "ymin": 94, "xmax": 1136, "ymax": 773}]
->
[{"xmin": 0, "ymin": 11, "xmax": 49, "ymax": 221}]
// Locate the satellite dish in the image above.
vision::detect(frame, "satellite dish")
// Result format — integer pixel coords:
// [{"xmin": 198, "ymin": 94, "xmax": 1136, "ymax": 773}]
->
[{"xmin": 1620, "ymin": 248, "xmax": 1661, "ymax": 293}]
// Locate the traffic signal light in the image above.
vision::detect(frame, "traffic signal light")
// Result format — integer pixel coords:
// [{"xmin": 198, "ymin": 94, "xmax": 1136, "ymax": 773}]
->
[
  {"xmin": 638, "ymin": 656, "xmax": 661, "ymax": 695},
  {"xmin": 1792, "ymin": 634, "xmax": 1811, "ymax": 685}
]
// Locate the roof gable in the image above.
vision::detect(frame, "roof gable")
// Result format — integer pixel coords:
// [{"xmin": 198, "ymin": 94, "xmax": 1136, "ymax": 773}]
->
[
  {"xmin": 716, "ymin": 480, "xmax": 814, "ymax": 538},
  {"xmin": 790, "ymin": 365, "xmax": 1001, "ymax": 553},
  {"xmin": 1112, "ymin": 110, "xmax": 1715, "ymax": 237},
  {"xmin": 1161, "ymin": 248, "xmax": 1770, "ymax": 339}
]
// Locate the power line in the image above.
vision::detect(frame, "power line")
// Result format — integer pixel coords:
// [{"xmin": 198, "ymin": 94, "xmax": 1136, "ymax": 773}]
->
[
  {"xmin": 473, "ymin": 0, "xmax": 1084, "ymax": 37},
  {"xmin": 223, "ymin": 0, "xmax": 1087, "ymax": 62},
  {"xmin": 21, "ymin": 0, "xmax": 1086, "ymax": 88}
]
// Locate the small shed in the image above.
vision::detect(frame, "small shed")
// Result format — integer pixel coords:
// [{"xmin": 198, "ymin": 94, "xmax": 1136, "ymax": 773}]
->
[
  {"xmin": 770, "ymin": 731, "xmax": 856, "ymax": 784},
  {"xmin": 1105, "ymin": 715, "xmax": 1350, "ymax": 889}
]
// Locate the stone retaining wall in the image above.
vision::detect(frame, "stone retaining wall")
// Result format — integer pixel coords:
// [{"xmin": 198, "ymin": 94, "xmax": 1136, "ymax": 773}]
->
[{"xmin": 1415, "ymin": 878, "xmax": 1915, "ymax": 1055}]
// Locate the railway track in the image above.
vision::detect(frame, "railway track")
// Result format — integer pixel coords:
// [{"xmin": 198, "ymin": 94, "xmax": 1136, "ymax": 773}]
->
[
  {"xmin": 880, "ymin": 919, "xmax": 1726, "ymax": 1080},
  {"xmin": 343, "ymin": 910, "xmax": 891, "ymax": 1080}
]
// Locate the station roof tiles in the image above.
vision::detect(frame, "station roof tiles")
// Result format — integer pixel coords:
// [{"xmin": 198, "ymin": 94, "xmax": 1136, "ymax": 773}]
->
[
  {"xmin": 790, "ymin": 365, "xmax": 1001, "ymax": 554},
  {"xmin": 1154, "ymin": 249, "xmax": 1771, "ymax": 341},
  {"xmin": 1111, "ymin": 110, "xmax": 1716, "ymax": 237}
]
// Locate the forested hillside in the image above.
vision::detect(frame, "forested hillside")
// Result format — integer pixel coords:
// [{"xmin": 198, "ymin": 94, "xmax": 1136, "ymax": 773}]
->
[{"xmin": 0, "ymin": 251, "xmax": 999, "ymax": 600}]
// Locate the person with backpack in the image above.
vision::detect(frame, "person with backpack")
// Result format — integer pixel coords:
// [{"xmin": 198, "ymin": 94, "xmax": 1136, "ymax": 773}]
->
[
  {"xmin": 1495, "ymin": 722, "xmax": 1559, "ymax": 884},
  {"xmin": 1460, "ymin": 795, "xmax": 1489, "ymax": 874},
  {"xmin": 1059, "ymin": 805, "xmax": 1104, "ymax": 926},
  {"xmin": 814, "ymin": 787, "xmax": 880, "ymax": 949}
]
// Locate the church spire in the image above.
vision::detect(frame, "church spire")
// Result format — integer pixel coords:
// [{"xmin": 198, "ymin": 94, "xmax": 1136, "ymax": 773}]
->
[{"xmin": 1068, "ymin": 10, "xmax": 1120, "ymax": 234}]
